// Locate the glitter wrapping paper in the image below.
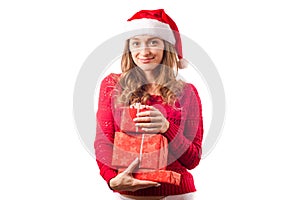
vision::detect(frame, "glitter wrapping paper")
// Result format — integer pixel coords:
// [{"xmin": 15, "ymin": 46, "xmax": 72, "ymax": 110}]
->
[
  {"xmin": 118, "ymin": 169, "xmax": 181, "ymax": 186},
  {"xmin": 120, "ymin": 107, "xmax": 153, "ymax": 133},
  {"xmin": 112, "ymin": 132, "xmax": 168, "ymax": 170}
]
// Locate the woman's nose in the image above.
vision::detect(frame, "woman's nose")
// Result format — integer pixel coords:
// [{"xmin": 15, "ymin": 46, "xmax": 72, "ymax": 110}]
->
[{"xmin": 139, "ymin": 46, "xmax": 151, "ymax": 55}]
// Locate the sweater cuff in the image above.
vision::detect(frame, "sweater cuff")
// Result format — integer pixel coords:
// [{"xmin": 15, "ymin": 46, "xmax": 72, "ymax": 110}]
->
[
  {"xmin": 97, "ymin": 161, "xmax": 118, "ymax": 190},
  {"xmin": 164, "ymin": 119, "xmax": 180, "ymax": 141},
  {"xmin": 104, "ymin": 170, "xmax": 118, "ymax": 191},
  {"xmin": 164, "ymin": 119, "xmax": 189, "ymax": 154},
  {"xmin": 104, "ymin": 170, "xmax": 118, "ymax": 182}
]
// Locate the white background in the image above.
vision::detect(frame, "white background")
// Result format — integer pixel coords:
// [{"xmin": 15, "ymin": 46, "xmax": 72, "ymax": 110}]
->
[{"xmin": 1, "ymin": 0, "xmax": 299, "ymax": 199}]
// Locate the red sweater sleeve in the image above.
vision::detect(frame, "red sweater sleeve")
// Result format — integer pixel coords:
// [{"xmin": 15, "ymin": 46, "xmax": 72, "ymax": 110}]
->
[
  {"xmin": 94, "ymin": 73, "xmax": 119, "ymax": 186},
  {"xmin": 164, "ymin": 84, "xmax": 204, "ymax": 170}
]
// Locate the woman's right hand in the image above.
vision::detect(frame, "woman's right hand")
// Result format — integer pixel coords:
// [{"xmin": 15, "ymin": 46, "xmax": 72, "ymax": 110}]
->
[{"xmin": 109, "ymin": 158, "xmax": 161, "ymax": 192}]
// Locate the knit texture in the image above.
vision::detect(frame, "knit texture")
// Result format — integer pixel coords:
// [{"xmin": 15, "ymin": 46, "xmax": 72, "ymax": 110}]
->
[{"xmin": 94, "ymin": 73, "xmax": 204, "ymax": 196}]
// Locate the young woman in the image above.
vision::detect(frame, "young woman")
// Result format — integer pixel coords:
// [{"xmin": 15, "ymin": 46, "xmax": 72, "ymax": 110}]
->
[{"xmin": 94, "ymin": 9, "xmax": 204, "ymax": 200}]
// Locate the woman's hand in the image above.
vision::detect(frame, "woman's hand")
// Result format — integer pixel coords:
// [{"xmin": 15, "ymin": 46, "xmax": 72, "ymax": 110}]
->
[
  {"xmin": 109, "ymin": 158, "xmax": 161, "ymax": 192},
  {"xmin": 133, "ymin": 105, "xmax": 169, "ymax": 134}
]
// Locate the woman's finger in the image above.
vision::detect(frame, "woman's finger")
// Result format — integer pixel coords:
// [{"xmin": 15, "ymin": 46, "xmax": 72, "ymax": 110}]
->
[
  {"xmin": 137, "ymin": 111, "xmax": 162, "ymax": 117},
  {"xmin": 133, "ymin": 116, "xmax": 151, "ymax": 122},
  {"xmin": 133, "ymin": 179, "xmax": 160, "ymax": 187},
  {"xmin": 133, "ymin": 116, "xmax": 161, "ymax": 122},
  {"xmin": 123, "ymin": 158, "xmax": 139, "ymax": 174},
  {"xmin": 136, "ymin": 122, "xmax": 161, "ymax": 128},
  {"xmin": 136, "ymin": 110, "xmax": 152, "ymax": 117},
  {"xmin": 144, "ymin": 105, "xmax": 160, "ymax": 112}
]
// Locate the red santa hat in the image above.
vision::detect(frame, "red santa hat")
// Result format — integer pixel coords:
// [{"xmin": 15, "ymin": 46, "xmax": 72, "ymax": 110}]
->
[{"xmin": 125, "ymin": 9, "xmax": 187, "ymax": 68}]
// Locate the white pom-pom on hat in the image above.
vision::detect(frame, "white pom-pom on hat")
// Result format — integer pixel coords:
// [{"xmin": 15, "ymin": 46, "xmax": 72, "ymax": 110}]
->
[{"xmin": 179, "ymin": 58, "xmax": 189, "ymax": 69}]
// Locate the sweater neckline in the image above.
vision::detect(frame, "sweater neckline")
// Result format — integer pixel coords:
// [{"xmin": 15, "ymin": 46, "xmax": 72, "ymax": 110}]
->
[{"xmin": 148, "ymin": 94, "xmax": 163, "ymax": 102}]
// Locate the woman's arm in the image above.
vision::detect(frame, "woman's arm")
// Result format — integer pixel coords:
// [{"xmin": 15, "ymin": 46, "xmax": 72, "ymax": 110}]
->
[
  {"xmin": 94, "ymin": 74, "xmax": 162, "ymax": 191},
  {"xmin": 164, "ymin": 84, "xmax": 204, "ymax": 170},
  {"xmin": 94, "ymin": 74, "xmax": 118, "ymax": 184}
]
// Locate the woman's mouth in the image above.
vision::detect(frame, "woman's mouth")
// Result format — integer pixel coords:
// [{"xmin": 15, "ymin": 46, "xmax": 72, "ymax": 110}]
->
[{"xmin": 138, "ymin": 57, "xmax": 154, "ymax": 64}]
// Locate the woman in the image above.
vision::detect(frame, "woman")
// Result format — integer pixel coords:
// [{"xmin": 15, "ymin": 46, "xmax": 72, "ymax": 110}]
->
[{"xmin": 94, "ymin": 9, "xmax": 204, "ymax": 200}]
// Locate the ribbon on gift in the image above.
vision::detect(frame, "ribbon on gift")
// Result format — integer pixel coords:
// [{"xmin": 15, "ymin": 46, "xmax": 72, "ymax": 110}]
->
[
  {"xmin": 136, "ymin": 106, "xmax": 140, "ymax": 133},
  {"xmin": 139, "ymin": 133, "xmax": 145, "ymax": 168},
  {"xmin": 136, "ymin": 106, "xmax": 145, "ymax": 168},
  {"xmin": 112, "ymin": 132, "xmax": 168, "ymax": 170}
]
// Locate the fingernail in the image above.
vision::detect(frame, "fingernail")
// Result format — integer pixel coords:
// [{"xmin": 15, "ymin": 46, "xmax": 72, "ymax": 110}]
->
[{"xmin": 155, "ymin": 184, "xmax": 161, "ymax": 187}]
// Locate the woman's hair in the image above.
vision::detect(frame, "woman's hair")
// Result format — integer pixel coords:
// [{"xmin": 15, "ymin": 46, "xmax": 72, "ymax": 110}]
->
[{"xmin": 114, "ymin": 39, "xmax": 185, "ymax": 106}]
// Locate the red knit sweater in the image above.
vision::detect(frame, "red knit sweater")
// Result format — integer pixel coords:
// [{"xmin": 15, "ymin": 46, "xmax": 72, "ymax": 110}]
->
[{"xmin": 94, "ymin": 73, "xmax": 204, "ymax": 196}]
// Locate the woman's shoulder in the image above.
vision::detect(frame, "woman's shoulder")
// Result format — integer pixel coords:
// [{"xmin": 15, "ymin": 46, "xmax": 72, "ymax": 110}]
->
[
  {"xmin": 181, "ymin": 82, "xmax": 199, "ymax": 96},
  {"xmin": 101, "ymin": 73, "xmax": 121, "ymax": 87}
]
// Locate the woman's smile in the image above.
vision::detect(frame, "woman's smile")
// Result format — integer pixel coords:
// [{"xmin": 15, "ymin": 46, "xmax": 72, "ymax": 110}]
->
[
  {"xmin": 129, "ymin": 35, "xmax": 164, "ymax": 73},
  {"xmin": 138, "ymin": 57, "xmax": 155, "ymax": 64}
]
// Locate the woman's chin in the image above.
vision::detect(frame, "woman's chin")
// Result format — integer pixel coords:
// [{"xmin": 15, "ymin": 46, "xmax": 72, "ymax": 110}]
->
[{"xmin": 138, "ymin": 63, "xmax": 160, "ymax": 71}]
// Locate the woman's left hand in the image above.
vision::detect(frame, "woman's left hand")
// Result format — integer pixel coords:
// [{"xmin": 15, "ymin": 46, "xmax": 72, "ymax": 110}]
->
[{"xmin": 133, "ymin": 105, "xmax": 169, "ymax": 134}]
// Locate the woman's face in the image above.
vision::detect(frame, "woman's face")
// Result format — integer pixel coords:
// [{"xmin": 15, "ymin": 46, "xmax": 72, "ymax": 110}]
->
[{"xmin": 129, "ymin": 35, "xmax": 164, "ymax": 72}]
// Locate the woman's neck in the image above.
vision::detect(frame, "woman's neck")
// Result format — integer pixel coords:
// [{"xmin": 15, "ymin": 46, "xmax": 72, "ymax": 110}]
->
[
  {"xmin": 143, "ymin": 71, "xmax": 161, "ymax": 95},
  {"xmin": 144, "ymin": 71, "xmax": 155, "ymax": 83},
  {"xmin": 147, "ymin": 83, "xmax": 161, "ymax": 96}
]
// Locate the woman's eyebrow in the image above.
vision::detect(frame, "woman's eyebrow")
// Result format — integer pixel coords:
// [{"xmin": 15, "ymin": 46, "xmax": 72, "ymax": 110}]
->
[
  {"xmin": 147, "ymin": 37, "xmax": 160, "ymax": 40},
  {"xmin": 130, "ymin": 37, "xmax": 161, "ymax": 41}
]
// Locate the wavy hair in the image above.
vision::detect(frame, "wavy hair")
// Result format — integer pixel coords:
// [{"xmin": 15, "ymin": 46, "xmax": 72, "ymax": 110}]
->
[{"xmin": 114, "ymin": 39, "xmax": 185, "ymax": 107}]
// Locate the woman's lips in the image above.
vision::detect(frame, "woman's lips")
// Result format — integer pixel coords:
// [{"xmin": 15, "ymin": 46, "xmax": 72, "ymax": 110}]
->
[{"xmin": 139, "ymin": 57, "xmax": 154, "ymax": 64}]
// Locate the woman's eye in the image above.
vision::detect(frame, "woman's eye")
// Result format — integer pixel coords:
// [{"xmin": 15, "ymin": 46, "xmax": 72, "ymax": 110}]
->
[
  {"xmin": 149, "ymin": 40, "xmax": 159, "ymax": 46},
  {"xmin": 130, "ymin": 41, "xmax": 140, "ymax": 47}
]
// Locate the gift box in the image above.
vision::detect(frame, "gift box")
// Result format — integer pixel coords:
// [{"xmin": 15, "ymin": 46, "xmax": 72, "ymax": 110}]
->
[
  {"xmin": 112, "ymin": 132, "xmax": 168, "ymax": 170},
  {"xmin": 118, "ymin": 169, "xmax": 181, "ymax": 186},
  {"xmin": 120, "ymin": 106, "xmax": 152, "ymax": 133}
]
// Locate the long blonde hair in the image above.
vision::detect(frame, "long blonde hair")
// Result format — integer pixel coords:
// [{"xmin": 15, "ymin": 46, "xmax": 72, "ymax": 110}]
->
[{"xmin": 114, "ymin": 39, "xmax": 185, "ymax": 106}]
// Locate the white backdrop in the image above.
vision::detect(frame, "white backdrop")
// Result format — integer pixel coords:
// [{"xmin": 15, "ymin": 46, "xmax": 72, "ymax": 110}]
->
[{"xmin": 1, "ymin": 0, "xmax": 299, "ymax": 199}]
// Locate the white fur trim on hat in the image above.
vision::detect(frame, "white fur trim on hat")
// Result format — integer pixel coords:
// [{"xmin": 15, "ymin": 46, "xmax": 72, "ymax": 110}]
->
[{"xmin": 125, "ymin": 18, "xmax": 176, "ymax": 45}]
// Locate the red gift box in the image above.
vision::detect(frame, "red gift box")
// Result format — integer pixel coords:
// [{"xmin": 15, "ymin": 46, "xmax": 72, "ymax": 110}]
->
[
  {"xmin": 118, "ymin": 169, "xmax": 181, "ymax": 186},
  {"xmin": 112, "ymin": 132, "xmax": 168, "ymax": 170},
  {"xmin": 120, "ymin": 106, "xmax": 151, "ymax": 133}
]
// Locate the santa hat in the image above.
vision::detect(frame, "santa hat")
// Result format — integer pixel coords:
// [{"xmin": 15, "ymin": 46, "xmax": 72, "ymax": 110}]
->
[{"xmin": 125, "ymin": 9, "xmax": 188, "ymax": 68}]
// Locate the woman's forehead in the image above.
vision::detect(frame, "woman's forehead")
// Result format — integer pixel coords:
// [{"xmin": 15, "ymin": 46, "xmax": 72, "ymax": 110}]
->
[{"xmin": 130, "ymin": 35, "xmax": 163, "ymax": 41}]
